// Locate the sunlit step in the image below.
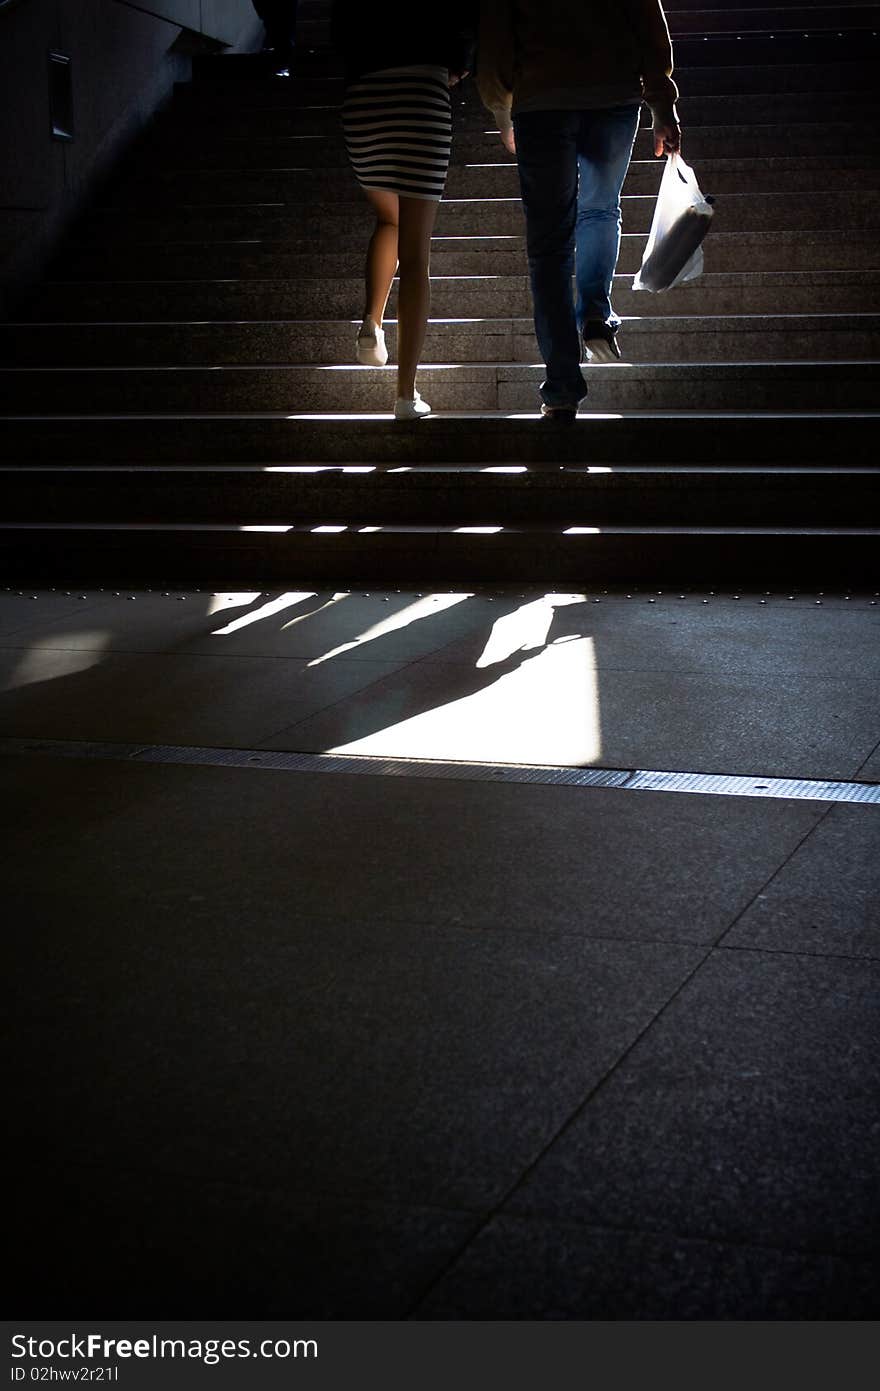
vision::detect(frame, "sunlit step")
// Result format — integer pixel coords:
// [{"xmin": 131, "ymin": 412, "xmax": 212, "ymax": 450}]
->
[
  {"xmin": 7, "ymin": 314, "xmax": 878, "ymax": 369},
  {"xmin": 5, "ymin": 462, "xmax": 876, "ymax": 528},
  {"xmin": 2, "ymin": 410, "xmax": 878, "ymax": 466},
  {"xmin": 4, "ymin": 362, "xmax": 879, "ymax": 414},
  {"xmin": 1, "ymin": 520, "xmax": 876, "ymax": 587}
]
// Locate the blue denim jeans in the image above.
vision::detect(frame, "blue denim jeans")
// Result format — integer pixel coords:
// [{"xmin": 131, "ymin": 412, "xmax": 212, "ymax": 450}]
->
[{"xmin": 513, "ymin": 104, "xmax": 641, "ymax": 407}]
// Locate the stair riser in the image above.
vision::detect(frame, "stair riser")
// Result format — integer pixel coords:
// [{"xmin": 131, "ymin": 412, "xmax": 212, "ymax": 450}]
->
[
  {"xmin": 27, "ymin": 276, "xmax": 880, "ymax": 322},
  {"xmin": 2, "ymin": 529, "xmax": 876, "ymax": 588},
  {"xmin": 5, "ymin": 321, "xmax": 878, "ymax": 368},
  {"xmin": 89, "ymin": 193, "xmax": 880, "ymax": 239},
  {"xmin": 664, "ymin": 7, "xmax": 880, "ymax": 31},
  {"xmin": 259, "ymin": 11, "xmax": 880, "ymax": 42},
  {"xmin": 7, "ymin": 368, "xmax": 879, "ymax": 414},
  {"xmin": 109, "ymin": 162, "xmax": 880, "ymax": 204},
  {"xmin": 189, "ymin": 55, "xmax": 877, "ymax": 95},
  {"xmin": 2, "ymin": 416, "xmax": 875, "ymax": 466},
  {"xmin": 265, "ymin": 6, "xmax": 880, "ymax": 43},
  {"xmin": 4, "ymin": 473, "xmax": 876, "ymax": 527},
  {"xmin": 79, "ymin": 185, "xmax": 880, "ymax": 244},
  {"xmin": 53, "ymin": 231, "xmax": 880, "ymax": 282},
  {"xmin": 142, "ymin": 120, "xmax": 878, "ymax": 168},
  {"xmin": 175, "ymin": 34, "xmax": 880, "ymax": 98},
  {"xmin": 652, "ymin": 0, "xmax": 879, "ymax": 9},
  {"xmin": 172, "ymin": 85, "xmax": 877, "ymax": 127}
]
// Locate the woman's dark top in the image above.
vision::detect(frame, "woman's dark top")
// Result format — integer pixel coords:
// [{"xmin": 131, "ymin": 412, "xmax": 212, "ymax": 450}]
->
[{"xmin": 331, "ymin": 0, "xmax": 477, "ymax": 85}]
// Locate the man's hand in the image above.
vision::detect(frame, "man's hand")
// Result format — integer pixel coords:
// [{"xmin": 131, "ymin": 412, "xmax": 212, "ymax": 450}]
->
[
  {"xmin": 498, "ymin": 120, "xmax": 516, "ymax": 154},
  {"xmin": 652, "ymin": 106, "xmax": 681, "ymax": 157}
]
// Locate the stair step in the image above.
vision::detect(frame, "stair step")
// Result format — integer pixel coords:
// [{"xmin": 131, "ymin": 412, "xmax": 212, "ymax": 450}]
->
[
  {"xmin": 5, "ymin": 362, "xmax": 878, "ymax": 414},
  {"xmin": 171, "ymin": 84, "xmax": 876, "ymax": 127},
  {"xmin": 192, "ymin": 5, "xmax": 880, "ymax": 49},
  {"xmin": 2, "ymin": 411, "xmax": 877, "ymax": 466},
  {"xmin": 177, "ymin": 32, "xmax": 880, "ymax": 90},
  {"xmin": 4, "ymin": 463, "xmax": 876, "ymax": 527},
  {"xmin": 661, "ymin": 0, "xmax": 877, "ymax": 9},
  {"xmin": 665, "ymin": 5, "xmax": 880, "ymax": 31},
  {"xmin": 88, "ymin": 192, "xmax": 880, "ymax": 241},
  {"xmin": 1, "ymin": 522, "xmax": 876, "ymax": 587},
  {"xmin": 107, "ymin": 157, "xmax": 880, "ymax": 206},
  {"xmin": 4, "ymin": 316, "xmax": 877, "ymax": 368},
  {"xmin": 140, "ymin": 118, "xmax": 876, "ymax": 168},
  {"xmin": 27, "ymin": 270, "xmax": 880, "ymax": 322},
  {"xmin": 53, "ymin": 230, "xmax": 879, "ymax": 283}
]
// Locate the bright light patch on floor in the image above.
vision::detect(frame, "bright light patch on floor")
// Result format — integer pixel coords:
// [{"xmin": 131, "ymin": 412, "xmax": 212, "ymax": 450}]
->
[
  {"xmin": 476, "ymin": 593, "xmax": 586, "ymax": 669},
  {"xmin": 212, "ymin": 591, "xmax": 316, "ymax": 635},
  {"xmin": 308, "ymin": 592, "xmax": 472, "ymax": 667},
  {"xmin": 330, "ymin": 632, "xmax": 602, "ymax": 766},
  {"xmin": 564, "ymin": 527, "xmax": 601, "ymax": 535},
  {"xmin": 455, "ymin": 526, "xmax": 503, "ymax": 534},
  {"xmin": 481, "ymin": 466, "xmax": 527, "ymax": 474},
  {"xmin": 280, "ymin": 592, "xmax": 349, "ymax": 632},
  {"xmin": 239, "ymin": 525, "xmax": 293, "ymax": 533},
  {"xmin": 7, "ymin": 637, "xmax": 108, "ymax": 692},
  {"xmin": 359, "ymin": 526, "xmax": 382, "ymax": 533},
  {"xmin": 312, "ymin": 525, "xmax": 347, "ymax": 533},
  {"xmin": 207, "ymin": 592, "xmax": 262, "ymax": 616}
]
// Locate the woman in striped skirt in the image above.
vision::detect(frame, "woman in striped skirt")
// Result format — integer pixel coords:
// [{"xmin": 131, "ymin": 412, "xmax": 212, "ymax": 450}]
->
[{"xmin": 332, "ymin": 2, "xmax": 477, "ymax": 418}]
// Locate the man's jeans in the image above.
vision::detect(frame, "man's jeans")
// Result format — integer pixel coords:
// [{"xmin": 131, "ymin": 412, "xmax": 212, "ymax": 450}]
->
[{"xmin": 513, "ymin": 104, "xmax": 641, "ymax": 407}]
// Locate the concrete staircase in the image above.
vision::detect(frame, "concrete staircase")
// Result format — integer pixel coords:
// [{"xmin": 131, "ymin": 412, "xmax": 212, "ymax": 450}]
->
[{"xmin": 2, "ymin": 0, "xmax": 879, "ymax": 586}]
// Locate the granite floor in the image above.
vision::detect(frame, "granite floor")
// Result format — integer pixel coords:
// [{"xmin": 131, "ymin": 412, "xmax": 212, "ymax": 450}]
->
[{"xmin": 3, "ymin": 586, "xmax": 879, "ymax": 1319}]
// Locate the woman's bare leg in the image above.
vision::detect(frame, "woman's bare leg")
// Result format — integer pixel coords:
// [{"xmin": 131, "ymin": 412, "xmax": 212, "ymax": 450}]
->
[
  {"xmin": 396, "ymin": 194, "xmax": 439, "ymax": 400},
  {"xmin": 362, "ymin": 188, "xmax": 399, "ymax": 325}
]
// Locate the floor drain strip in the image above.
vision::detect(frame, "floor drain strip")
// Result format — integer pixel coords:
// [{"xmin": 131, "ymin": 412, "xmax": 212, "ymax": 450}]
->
[{"xmin": 0, "ymin": 736, "xmax": 877, "ymax": 805}]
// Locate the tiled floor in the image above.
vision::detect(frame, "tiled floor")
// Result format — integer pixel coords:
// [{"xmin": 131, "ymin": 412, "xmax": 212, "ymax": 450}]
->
[{"xmin": 3, "ymin": 587, "xmax": 879, "ymax": 1317}]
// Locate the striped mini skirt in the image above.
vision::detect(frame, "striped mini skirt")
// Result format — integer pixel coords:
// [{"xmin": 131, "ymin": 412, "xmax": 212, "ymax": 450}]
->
[{"xmin": 342, "ymin": 65, "xmax": 453, "ymax": 203}]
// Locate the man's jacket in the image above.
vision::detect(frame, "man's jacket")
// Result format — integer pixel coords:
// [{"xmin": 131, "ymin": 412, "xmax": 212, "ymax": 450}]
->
[{"xmin": 477, "ymin": 0, "xmax": 677, "ymax": 122}]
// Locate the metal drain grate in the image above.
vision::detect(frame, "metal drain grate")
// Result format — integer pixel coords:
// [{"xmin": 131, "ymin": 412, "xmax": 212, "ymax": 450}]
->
[{"xmin": 0, "ymin": 737, "xmax": 877, "ymax": 805}]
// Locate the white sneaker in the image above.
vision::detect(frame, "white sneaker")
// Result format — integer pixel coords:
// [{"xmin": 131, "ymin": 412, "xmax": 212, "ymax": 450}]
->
[
  {"xmin": 394, "ymin": 391, "xmax": 431, "ymax": 420},
  {"xmin": 356, "ymin": 317, "xmax": 388, "ymax": 366}
]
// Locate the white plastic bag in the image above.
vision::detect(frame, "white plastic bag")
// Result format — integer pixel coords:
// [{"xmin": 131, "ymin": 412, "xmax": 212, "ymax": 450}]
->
[{"xmin": 633, "ymin": 153, "xmax": 714, "ymax": 293}]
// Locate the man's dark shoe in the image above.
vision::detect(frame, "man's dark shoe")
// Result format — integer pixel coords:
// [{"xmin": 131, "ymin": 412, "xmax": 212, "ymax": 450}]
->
[
  {"xmin": 582, "ymin": 320, "xmax": 622, "ymax": 364},
  {"xmin": 540, "ymin": 404, "xmax": 578, "ymax": 426}
]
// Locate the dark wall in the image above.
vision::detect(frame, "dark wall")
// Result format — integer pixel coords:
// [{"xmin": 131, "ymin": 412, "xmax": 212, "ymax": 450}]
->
[{"xmin": 0, "ymin": 0, "xmax": 261, "ymax": 315}]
